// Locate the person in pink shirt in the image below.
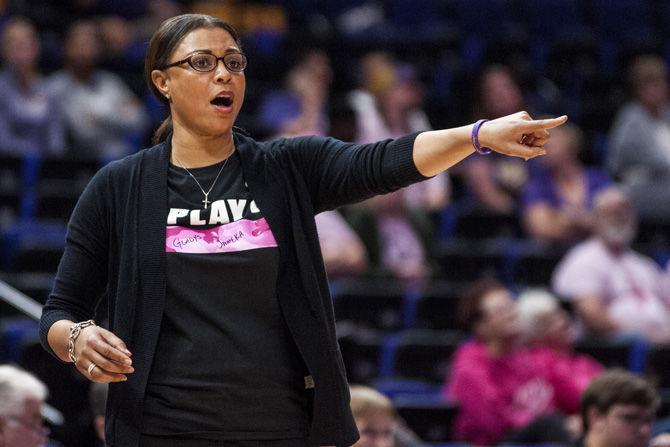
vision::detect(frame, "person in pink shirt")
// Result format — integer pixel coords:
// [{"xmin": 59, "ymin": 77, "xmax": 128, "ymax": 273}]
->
[
  {"xmin": 517, "ymin": 289, "xmax": 603, "ymax": 415},
  {"xmin": 443, "ymin": 279, "xmax": 574, "ymax": 446}
]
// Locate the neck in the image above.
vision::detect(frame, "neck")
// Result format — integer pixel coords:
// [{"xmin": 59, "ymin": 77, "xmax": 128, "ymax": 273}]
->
[
  {"xmin": 599, "ymin": 238, "xmax": 627, "ymax": 257},
  {"xmin": 583, "ymin": 431, "xmax": 604, "ymax": 447},
  {"xmin": 486, "ymin": 339, "xmax": 514, "ymax": 357},
  {"xmin": 12, "ymin": 68, "xmax": 37, "ymax": 88},
  {"xmin": 553, "ymin": 162, "xmax": 581, "ymax": 181},
  {"xmin": 171, "ymin": 125, "xmax": 235, "ymax": 167},
  {"xmin": 71, "ymin": 65, "xmax": 94, "ymax": 83}
]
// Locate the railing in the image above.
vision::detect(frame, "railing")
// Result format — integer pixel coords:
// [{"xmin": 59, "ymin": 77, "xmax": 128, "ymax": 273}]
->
[
  {"xmin": 0, "ymin": 278, "xmax": 64, "ymax": 425},
  {"xmin": 0, "ymin": 278, "xmax": 42, "ymax": 320}
]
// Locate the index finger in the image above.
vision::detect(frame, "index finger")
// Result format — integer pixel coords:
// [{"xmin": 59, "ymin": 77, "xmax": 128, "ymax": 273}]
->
[{"xmin": 521, "ymin": 115, "xmax": 568, "ymax": 131}]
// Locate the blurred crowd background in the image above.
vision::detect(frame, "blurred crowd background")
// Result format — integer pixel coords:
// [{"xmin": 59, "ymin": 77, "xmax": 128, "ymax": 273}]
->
[{"xmin": 2, "ymin": 0, "xmax": 670, "ymax": 446}]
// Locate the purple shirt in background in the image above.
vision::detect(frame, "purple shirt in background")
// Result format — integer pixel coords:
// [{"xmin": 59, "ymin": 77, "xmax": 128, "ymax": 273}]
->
[
  {"xmin": 0, "ymin": 70, "xmax": 65, "ymax": 157},
  {"xmin": 521, "ymin": 167, "xmax": 610, "ymax": 212}
]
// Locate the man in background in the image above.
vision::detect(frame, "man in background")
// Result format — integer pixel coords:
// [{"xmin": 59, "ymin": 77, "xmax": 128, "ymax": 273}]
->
[
  {"xmin": 576, "ymin": 369, "xmax": 657, "ymax": 447},
  {"xmin": 0, "ymin": 364, "xmax": 49, "ymax": 447}
]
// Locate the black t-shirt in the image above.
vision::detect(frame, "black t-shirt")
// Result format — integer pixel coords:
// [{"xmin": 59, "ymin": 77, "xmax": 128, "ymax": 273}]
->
[{"xmin": 142, "ymin": 152, "xmax": 310, "ymax": 440}]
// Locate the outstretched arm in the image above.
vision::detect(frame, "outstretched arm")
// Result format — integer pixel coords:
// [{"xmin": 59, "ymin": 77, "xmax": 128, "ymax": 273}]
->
[{"xmin": 413, "ymin": 111, "xmax": 568, "ymax": 177}]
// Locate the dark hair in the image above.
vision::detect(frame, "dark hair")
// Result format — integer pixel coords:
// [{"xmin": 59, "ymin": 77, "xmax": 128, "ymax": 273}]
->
[
  {"xmin": 457, "ymin": 277, "xmax": 506, "ymax": 332},
  {"xmin": 145, "ymin": 14, "xmax": 242, "ymax": 145},
  {"xmin": 581, "ymin": 369, "xmax": 659, "ymax": 432}
]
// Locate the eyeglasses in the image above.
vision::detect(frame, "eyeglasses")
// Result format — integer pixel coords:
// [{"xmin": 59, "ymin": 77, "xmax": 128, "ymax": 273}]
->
[
  {"xmin": 164, "ymin": 52, "xmax": 247, "ymax": 73},
  {"xmin": 612, "ymin": 410, "xmax": 654, "ymax": 426}
]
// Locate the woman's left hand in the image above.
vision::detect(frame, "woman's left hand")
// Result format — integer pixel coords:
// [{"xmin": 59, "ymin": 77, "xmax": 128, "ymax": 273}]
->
[{"xmin": 478, "ymin": 111, "xmax": 568, "ymax": 160}]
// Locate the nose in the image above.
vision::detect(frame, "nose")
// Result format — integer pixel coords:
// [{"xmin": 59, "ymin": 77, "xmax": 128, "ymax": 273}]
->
[{"xmin": 214, "ymin": 59, "xmax": 231, "ymax": 83}]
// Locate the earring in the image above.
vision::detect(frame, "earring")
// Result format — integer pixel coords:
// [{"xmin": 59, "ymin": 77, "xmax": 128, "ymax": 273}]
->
[{"xmin": 165, "ymin": 93, "xmax": 170, "ymax": 101}]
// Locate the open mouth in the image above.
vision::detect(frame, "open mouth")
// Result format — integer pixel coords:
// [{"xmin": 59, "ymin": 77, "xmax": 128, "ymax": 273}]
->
[{"xmin": 211, "ymin": 96, "xmax": 233, "ymax": 107}]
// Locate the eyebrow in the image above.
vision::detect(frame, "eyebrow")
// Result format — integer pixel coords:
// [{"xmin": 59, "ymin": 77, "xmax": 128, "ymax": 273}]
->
[{"xmin": 185, "ymin": 47, "xmax": 241, "ymax": 56}]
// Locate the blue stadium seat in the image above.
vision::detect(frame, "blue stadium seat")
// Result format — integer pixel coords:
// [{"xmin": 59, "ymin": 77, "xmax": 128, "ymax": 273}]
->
[
  {"xmin": 394, "ymin": 398, "xmax": 459, "ymax": 443},
  {"xmin": 381, "ymin": 329, "xmax": 465, "ymax": 383}
]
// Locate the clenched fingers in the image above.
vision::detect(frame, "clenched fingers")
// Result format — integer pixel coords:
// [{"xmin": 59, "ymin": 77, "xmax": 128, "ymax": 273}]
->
[{"xmin": 80, "ymin": 361, "xmax": 128, "ymax": 383}]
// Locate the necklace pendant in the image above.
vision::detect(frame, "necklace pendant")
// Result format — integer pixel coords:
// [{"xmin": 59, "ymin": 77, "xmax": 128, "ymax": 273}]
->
[{"xmin": 202, "ymin": 193, "xmax": 210, "ymax": 209}]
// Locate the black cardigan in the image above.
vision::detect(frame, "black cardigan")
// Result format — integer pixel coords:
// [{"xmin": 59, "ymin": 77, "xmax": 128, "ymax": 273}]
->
[{"xmin": 40, "ymin": 131, "xmax": 426, "ymax": 446}]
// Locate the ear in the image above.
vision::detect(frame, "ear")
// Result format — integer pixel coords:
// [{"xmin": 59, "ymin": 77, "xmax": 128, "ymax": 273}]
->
[{"xmin": 151, "ymin": 69, "xmax": 170, "ymax": 98}]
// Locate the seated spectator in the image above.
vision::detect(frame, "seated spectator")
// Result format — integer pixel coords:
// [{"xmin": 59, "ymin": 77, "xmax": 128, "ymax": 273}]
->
[
  {"xmin": 315, "ymin": 210, "xmax": 368, "ymax": 278},
  {"xmin": 346, "ymin": 190, "xmax": 433, "ymax": 281},
  {"xmin": 517, "ymin": 288, "xmax": 603, "ymax": 414},
  {"xmin": 608, "ymin": 54, "xmax": 670, "ymax": 221},
  {"xmin": 0, "ymin": 17, "xmax": 64, "ymax": 156},
  {"xmin": 552, "ymin": 186, "xmax": 670, "ymax": 343},
  {"xmin": 47, "ymin": 20, "xmax": 148, "ymax": 161},
  {"xmin": 0, "ymin": 364, "xmax": 50, "ymax": 447},
  {"xmin": 443, "ymin": 278, "xmax": 574, "ymax": 446},
  {"xmin": 256, "ymin": 48, "xmax": 332, "ymax": 137},
  {"xmin": 89, "ymin": 382, "xmax": 108, "ymax": 446},
  {"xmin": 459, "ymin": 64, "xmax": 530, "ymax": 214},
  {"xmin": 349, "ymin": 385, "xmax": 425, "ymax": 447},
  {"xmin": 576, "ymin": 369, "xmax": 657, "ymax": 447},
  {"xmin": 522, "ymin": 123, "xmax": 610, "ymax": 245},
  {"xmin": 348, "ymin": 52, "xmax": 431, "ymax": 142},
  {"xmin": 347, "ymin": 51, "xmax": 450, "ymax": 212},
  {"xmin": 343, "ymin": 53, "xmax": 448, "ymax": 279}
]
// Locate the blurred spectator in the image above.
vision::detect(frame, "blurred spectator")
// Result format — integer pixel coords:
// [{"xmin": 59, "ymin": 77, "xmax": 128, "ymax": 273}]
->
[
  {"xmin": 134, "ymin": 0, "xmax": 184, "ymax": 42},
  {"xmin": 348, "ymin": 52, "xmax": 430, "ymax": 142},
  {"xmin": 315, "ymin": 210, "xmax": 368, "ymax": 278},
  {"xmin": 608, "ymin": 54, "xmax": 670, "ymax": 221},
  {"xmin": 347, "ymin": 51, "xmax": 449, "ymax": 211},
  {"xmin": 47, "ymin": 19, "xmax": 148, "ymax": 161},
  {"xmin": 343, "ymin": 52, "xmax": 448, "ymax": 280},
  {"xmin": 522, "ymin": 123, "xmax": 610, "ymax": 245},
  {"xmin": 349, "ymin": 385, "xmax": 425, "ymax": 447},
  {"xmin": 576, "ymin": 369, "xmax": 657, "ymax": 447},
  {"xmin": 0, "ymin": 16, "xmax": 65, "ymax": 156},
  {"xmin": 460, "ymin": 64, "xmax": 530, "ymax": 214},
  {"xmin": 516, "ymin": 288, "xmax": 603, "ymax": 414},
  {"xmin": 97, "ymin": 15, "xmax": 146, "ymax": 96},
  {"xmin": 443, "ymin": 278, "xmax": 574, "ymax": 446},
  {"xmin": 256, "ymin": 48, "xmax": 332, "ymax": 137},
  {"xmin": 346, "ymin": 191, "xmax": 433, "ymax": 282},
  {"xmin": 89, "ymin": 382, "xmax": 107, "ymax": 446},
  {"xmin": 552, "ymin": 186, "xmax": 670, "ymax": 343},
  {"xmin": 0, "ymin": 364, "xmax": 49, "ymax": 447}
]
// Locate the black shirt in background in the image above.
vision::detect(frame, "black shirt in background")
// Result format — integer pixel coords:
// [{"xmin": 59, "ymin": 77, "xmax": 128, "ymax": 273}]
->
[{"xmin": 142, "ymin": 153, "xmax": 310, "ymax": 440}]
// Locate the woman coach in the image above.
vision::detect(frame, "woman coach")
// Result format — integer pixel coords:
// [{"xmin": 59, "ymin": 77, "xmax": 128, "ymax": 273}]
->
[{"xmin": 40, "ymin": 13, "xmax": 567, "ymax": 447}]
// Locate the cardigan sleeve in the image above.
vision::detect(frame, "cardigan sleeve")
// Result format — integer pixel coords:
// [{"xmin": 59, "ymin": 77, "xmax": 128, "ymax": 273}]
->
[
  {"xmin": 282, "ymin": 133, "xmax": 430, "ymax": 213},
  {"xmin": 39, "ymin": 167, "xmax": 112, "ymax": 359}
]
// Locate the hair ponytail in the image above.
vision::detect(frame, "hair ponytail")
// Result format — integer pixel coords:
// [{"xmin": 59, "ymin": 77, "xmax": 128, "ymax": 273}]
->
[{"xmin": 152, "ymin": 115, "xmax": 173, "ymax": 145}]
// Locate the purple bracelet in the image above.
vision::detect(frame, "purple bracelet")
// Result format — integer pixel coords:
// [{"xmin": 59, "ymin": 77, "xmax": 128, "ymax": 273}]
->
[{"xmin": 471, "ymin": 119, "xmax": 492, "ymax": 155}]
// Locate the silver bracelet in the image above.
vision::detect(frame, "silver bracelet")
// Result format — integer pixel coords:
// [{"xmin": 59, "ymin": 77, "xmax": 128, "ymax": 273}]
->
[{"xmin": 67, "ymin": 320, "xmax": 96, "ymax": 363}]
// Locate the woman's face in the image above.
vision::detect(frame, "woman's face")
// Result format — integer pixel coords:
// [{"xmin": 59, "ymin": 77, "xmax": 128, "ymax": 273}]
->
[
  {"xmin": 156, "ymin": 27, "xmax": 246, "ymax": 138},
  {"xmin": 65, "ymin": 22, "xmax": 100, "ymax": 70},
  {"xmin": 353, "ymin": 412, "xmax": 396, "ymax": 447},
  {"xmin": 476, "ymin": 288, "xmax": 521, "ymax": 343},
  {"xmin": 2, "ymin": 21, "xmax": 40, "ymax": 71},
  {"xmin": 537, "ymin": 308, "xmax": 574, "ymax": 350},
  {"xmin": 481, "ymin": 69, "xmax": 524, "ymax": 118},
  {"xmin": 542, "ymin": 126, "xmax": 578, "ymax": 171}
]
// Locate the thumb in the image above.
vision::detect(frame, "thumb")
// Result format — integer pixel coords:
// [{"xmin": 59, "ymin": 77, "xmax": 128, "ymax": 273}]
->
[{"xmin": 521, "ymin": 115, "xmax": 568, "ymax": 131}]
